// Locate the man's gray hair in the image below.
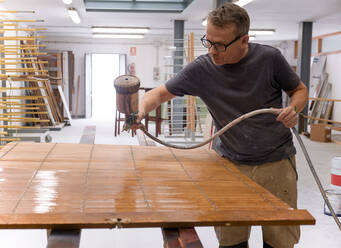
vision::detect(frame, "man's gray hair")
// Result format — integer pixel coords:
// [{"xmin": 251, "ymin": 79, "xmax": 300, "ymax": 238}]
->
[{"xmin": 208, "ymin": 3, "xmax": 250, "ymax": 36}]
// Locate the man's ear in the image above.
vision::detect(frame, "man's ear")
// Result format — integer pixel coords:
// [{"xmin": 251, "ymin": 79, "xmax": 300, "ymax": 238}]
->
[{"xmin": 241, "ymin": 35, "xmax": 249, "ymax": 47}]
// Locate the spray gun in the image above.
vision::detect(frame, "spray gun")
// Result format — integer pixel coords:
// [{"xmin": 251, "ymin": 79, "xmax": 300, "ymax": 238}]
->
[
  {"xmin": 114, "ymin": 74, "xmax": 341, "ymax": 231},
  {"xmin": 114, "ymin": 75, "xmax": 141, "ymax": 132}
]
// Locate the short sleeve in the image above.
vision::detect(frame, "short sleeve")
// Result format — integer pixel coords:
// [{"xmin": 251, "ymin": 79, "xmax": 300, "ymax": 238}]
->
[
  {"xmin": 165, "ymin": 60, "xmax": 200, "ymax": 97},
  {"xmin": 273, "ymin": 50, "xmax": 300, "ymax": 91}
]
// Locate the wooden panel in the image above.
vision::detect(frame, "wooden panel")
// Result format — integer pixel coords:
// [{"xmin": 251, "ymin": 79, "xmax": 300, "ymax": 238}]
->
[
  {"xmin": 137, "ymin": 129, "xmax": 202, "ymax": 248},
  {"xmin": 0, "ymin": 142, "xmax": 315, "ymax": 229}
]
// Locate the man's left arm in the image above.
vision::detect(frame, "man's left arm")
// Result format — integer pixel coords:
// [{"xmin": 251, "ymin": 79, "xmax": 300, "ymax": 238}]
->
[{"xmin": 276, "ymin": 81, "xmax": 308, "ymax": 128}]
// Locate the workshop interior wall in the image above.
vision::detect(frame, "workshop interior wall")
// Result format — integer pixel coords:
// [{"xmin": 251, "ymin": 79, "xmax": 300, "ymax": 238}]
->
[
  {"xmin": 44, "ymin": 40, "xmax": 168, "ymax": 117},
  {"xmin": 44, "ymin": 39, "xmax": 340, "ymax": 123}
]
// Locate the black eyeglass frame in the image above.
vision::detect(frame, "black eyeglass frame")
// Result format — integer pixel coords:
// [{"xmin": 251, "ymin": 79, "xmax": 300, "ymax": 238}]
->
[{"xmin": 200, "ymin": 34, "xmax": 243, "ymax": 52}]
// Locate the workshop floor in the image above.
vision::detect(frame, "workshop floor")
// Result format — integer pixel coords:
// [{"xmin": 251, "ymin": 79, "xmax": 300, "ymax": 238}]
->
[{"xmin": 0, "ymin": 118, "xmax": 340, "ymax": 248}]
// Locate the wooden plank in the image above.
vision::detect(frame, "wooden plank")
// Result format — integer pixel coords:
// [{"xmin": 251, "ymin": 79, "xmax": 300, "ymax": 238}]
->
[
  {"xmin": 0, "ymin": 102, "xmax": 47, "ymax": 106},
  {"xmin": 0, "ymin": 36, "xmax": 45, "ymax": 40},
  {"xmin": 136, "ymin": 131, "xmax": 192, "ymax": 248},
  {"xmin": 0, "ymin": 68, "xmax": 47, "ymax": 72},
  {"xmin": 0, "ymin": 107, "xmax": 40, "ymax": 110},
  {"xmin": 0, "ymin": 44, "xmax": 46, "ymax": 48},
  {"xmin": 312, "ymin": 50, "xmax": 341, "ymax": 57},
  {"xmin": 0, "ymin": 19, "xmax": 43, "ymax": 22},
  {"xmin": 0, "ymin": 112, "xmax": 48, "ymax": 115},
  {"xmin": 0, "ymin": 125, "xmax": 41, "ymax": 129},
  {"xmin": 0, "ymin": 28, "xmax": 47, "ymax": 31},
  {"xmin": 37, "ymin": 60, "xmax": 63, "ymax": 123},
  {"xmin": 302, "ymin": 114, "xmax": 341, "ymax": 125},
  {"xmin": 0, "ymin": 77, "xmax": 48, "ymax": 82},
  {"xmin": 0, "ymin": 24, "xmax": 18, "ymax": 26},
  {"xmin": 162, "ymin": 227, "xmax": 204, "ymax": 248},
  {"xmin": 0, "ymin": 119, "xmax": 50, "ymax": 123},
  {"xmin": 162, "ymin": 228, "xmax": 183, "ymax": 248},
  {"xmin": 0, "ymin": 143, "xmax": 315, "ymax": 230},
  {"xmin": 0, "ymin": 57, "xmax": 37, "ymax": 61},
  {"xmin": 0, "ymin": 210, "xmax": 315, "ymax": 229},
  {"xmin": 186, "ymin": 32, "xmax": 196, "ymax": 133},
  {"xmin": 0, "ymin": 96, "xmax": 47, "ymax": 100},
  {"xmin": 318, "ymin": 38, "xmax": 323, "ymax": 53},
  {"xmin": 46, "ymin": 126, "xmax": 95, "ymax": 248},
  {"xmin": 0, "ymin": 87, "xmax": 46, "ymax": 91},
  {"xmin": 0, "ymin": 52, "xmax": 47, "ymax": 56},
  {"xmin": 312, "ymin": 31, "xmax": 341, "ymax": 40},
  {"xmin": 0, "ymin": 138, "xmax": 20, "ymax": 142},
  {"xmin": 178, "ymin": 227, "xmax": 204, "ymax": 248},
  {"xmin": 309, "ymin": 97, "xmax": 341, "ymax": 102}
]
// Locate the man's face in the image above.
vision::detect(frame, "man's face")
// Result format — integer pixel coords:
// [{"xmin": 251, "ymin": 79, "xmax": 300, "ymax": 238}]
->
[{"xmin": 205, "ymin": 22, "xmax": 248, "ymax": 65}]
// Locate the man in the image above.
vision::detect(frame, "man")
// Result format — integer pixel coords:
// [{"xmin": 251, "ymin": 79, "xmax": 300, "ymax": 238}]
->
[{"xmin": 136, "ymin": 3, "xmax": 308, "ymax": 248}]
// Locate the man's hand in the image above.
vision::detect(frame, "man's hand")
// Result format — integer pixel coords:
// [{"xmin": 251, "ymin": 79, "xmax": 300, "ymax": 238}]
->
[
  {"xmin": 130, "ymin": 111, "xmax": 146, "ymax": 133},
  {"xmin": 136, "ymin": 111, "xmax": 145, "ymax": 124},
  {"xmin": 276, "ymin": 106, "xmax": 298, "ymax": 128}
]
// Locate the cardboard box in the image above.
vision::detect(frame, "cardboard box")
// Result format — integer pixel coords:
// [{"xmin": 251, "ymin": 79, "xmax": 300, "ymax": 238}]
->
[{"xmin": 310, "ymin": 124, "xmax": 331, "ymax": 142}]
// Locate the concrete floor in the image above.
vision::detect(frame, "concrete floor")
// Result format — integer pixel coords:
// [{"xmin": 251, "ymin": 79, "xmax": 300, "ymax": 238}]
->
[{"xmin": 0, "ymin": 118, "xmax": 340, "ymax": 247}]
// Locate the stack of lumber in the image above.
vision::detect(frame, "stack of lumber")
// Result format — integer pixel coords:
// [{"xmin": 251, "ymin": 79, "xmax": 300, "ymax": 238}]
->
[
  {"xmin": 305, "ymin": 55, "xmax": 340, "ymax": 131},
  {"xmin": 0, "ymin": 10, "xmax": 61, "ymax": 146},
  {"xmin": 36, "ymin": 53, "xmax": 64, "ymax": 123}
]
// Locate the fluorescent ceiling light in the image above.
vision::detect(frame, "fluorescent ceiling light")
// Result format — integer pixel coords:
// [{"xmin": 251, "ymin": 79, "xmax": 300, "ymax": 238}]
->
[
  {"xmin": 62, "ymin": 0, "xmax": 72, "ymax": 4},
  {"xmin": 67, "ymin": 8, "xmax": 81, "ymax": 24},
  {"xmin": 93, "ymin": 34, "xmax": 144, "ymax": 39},
  {"xmin": 249, "ymin": 29, "xmax": 275, "ymax": 35},
  {"xmin": 234, "ymin": 0, "xmax": 254, "ymax": 7},
  {"xmin": 92, "ymin": 27, "xmax": 149, "ymax": 34}
]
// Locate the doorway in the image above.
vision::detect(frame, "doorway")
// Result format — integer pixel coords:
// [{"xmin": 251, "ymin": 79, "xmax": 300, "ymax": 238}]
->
[{"xmin": 91, "ymin": 54, "xmax": 120, "ymax": 120}]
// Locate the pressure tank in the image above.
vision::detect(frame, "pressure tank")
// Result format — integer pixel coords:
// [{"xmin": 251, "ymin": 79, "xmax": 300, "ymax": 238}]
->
[{"xmin": 114, "ymin": 75, "xmax": 140, "ymax": 115}]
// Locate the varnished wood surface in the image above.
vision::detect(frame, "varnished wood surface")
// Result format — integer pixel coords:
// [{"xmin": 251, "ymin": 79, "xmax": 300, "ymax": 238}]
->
[{"xmin": 0, "ymin": 142, "xmax": 315, "ymax": 229}]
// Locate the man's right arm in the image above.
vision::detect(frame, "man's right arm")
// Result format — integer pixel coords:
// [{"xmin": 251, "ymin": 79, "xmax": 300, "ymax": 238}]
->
[{"xmin": 137, "ymin": 84, "xmax": 175, "ymax": 123}]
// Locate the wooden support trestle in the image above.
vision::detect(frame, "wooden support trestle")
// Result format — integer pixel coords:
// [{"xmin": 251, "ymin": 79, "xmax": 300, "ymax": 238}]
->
[{"xmin": 46, "ymin": 229, "xmax": 81, "ymax": 248}]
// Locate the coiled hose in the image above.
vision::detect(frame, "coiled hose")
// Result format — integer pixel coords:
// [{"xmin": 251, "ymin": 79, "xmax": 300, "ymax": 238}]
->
[{"xmin": 138, "ymin": 107, "xmax": 341, "ymax": 230}]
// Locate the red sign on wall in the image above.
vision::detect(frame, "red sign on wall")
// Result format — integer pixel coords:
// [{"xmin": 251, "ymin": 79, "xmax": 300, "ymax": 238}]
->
[{"xmin": 130, "ymin": 47, "xmax": 136, "ymax": 56}]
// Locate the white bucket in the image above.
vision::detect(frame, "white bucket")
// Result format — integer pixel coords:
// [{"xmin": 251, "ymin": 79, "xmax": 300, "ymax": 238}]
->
[
  {"xmin": 331, "ymin": 157, "xmax": 341, "ymax": 190},
  {"xmin": 324, "ymin": 189, "xmax": 341, "ymax": 216}
]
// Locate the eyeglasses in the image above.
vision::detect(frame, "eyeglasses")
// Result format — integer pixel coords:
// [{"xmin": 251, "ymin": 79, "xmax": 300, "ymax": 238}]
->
[{"xmin": 200, "ymin": 34, "xmax": 242, "ymax": 52}]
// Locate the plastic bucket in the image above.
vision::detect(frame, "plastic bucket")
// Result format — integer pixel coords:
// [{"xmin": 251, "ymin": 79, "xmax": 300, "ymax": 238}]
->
[
  {"xmin": 324, "ymin": 189, "xmax": 341, "ymax": 216},
  {"xmin": 331, "ymin": 157, "xmax": 341, "ymax": 190}
]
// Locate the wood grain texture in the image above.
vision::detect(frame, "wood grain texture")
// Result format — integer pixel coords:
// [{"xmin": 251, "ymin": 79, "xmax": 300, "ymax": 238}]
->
[{"xmin": 0, "ymin": 142, "xmax": 315, "ymax": 229}]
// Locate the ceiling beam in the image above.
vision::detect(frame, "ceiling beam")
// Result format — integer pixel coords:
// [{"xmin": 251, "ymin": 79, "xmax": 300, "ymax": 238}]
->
[{"xmin": 84, "ymin": 0, "xmax": 192, "ymax": 13}]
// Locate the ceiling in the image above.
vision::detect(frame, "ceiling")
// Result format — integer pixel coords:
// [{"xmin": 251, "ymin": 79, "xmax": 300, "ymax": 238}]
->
[
  {"xmin": 0, "ymin": 0, "xmax": 341, "ymax": 43},
  {"xmin": 84, "ymin": 0, "xmax": 196, "ymax": 13}
]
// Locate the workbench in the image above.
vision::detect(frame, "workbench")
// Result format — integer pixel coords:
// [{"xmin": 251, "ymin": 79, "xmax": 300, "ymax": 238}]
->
[{"xmin": 0, "ymin": 142, "xmax": 315, "ymax": 247}]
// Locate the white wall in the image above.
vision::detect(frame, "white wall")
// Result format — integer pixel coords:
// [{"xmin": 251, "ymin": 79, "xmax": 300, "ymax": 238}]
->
[
  {"xmin": 325, "ymin": 53, "xmax": 341, "ymax": 125},
  {"xmin": 44, "ymin": 40, "xmax": 167, "ymax": 117},
  {"xmin": 259, "ymin": 40, "xmax": 341, "ymax": 125},
  {"xmin": 44, "ymin": 38, "xmax": 340, "ymax": 124}
]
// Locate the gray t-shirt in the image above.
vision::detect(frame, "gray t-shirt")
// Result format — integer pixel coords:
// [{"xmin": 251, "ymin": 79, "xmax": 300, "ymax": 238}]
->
[{"xmin": 165, "ymin": 43, "xmax": 300, "ymax": 165}]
